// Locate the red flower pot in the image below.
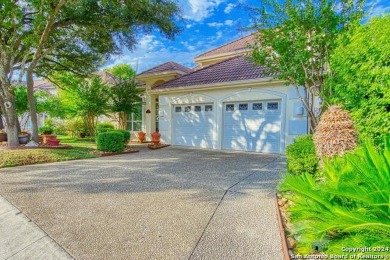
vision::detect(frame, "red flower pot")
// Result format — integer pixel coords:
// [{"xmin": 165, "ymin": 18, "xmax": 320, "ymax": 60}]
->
[
  {"xmin": 151, "ymin": 131, "xmax": 161, "ymax": 146},
  {"xmin": 48, "ymin": 139, "xmax": 60, "ymax": 146}
]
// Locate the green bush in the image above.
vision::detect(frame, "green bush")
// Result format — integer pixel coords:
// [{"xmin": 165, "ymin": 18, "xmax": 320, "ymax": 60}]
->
[
  {"xmin": 53, "ymin": 122, "xmax": 67, "ymax": 135},
  {"xmin": 64, "ymin": 118, "xmax": 86, "ymax": 137},
  {"xmin": 96, "ymin": 131, "xmax": 125, "ymax": 152},
  {"xmin": 95, "ymin": 122, "xmax": 115, "ymax": 136},
  {"xmin": 279, "ymin": 140, "xmax": 390, "ymax": 255},
  {"xmin": 38, "ymin": 125, "xmax": 54, "ymax": 135},
  {"xmin": 286, "ymin": 135, "xmax": 318, "ymax": 175},
  {"xmin": 115, "ymin": 129, "xmax": 130, "ymax": 142}
]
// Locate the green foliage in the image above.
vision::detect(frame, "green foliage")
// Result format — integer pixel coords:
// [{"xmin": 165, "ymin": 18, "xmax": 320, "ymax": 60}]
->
[
  {"xmin": 95, "ymin": 122, "xmax": 115, "ymax": 136},
  {"xmin": 280, "ymin": 140, "xmax": 390, "ymax": 255},
  {"xmin": 96, "ymin": 131, "xmax": 125, "ymax": 152},
  {"xmin": 115, "ymin": 129, "xmax": 131, "ymax": 143},
  {"xmin": 249, "ymin": 0, "xmax": 365, "ymax": 132},
  {"xmin": 64, "ymin": 118, "xmax": 87, "ymax": 138},
  {"xmin": 38, "ymin": 126, "xmax": 54, "ymax": 135},
  {"xmin": 104, "ymin": 64, "xmax": 136, "ymax": 81},
  {"xmin": 54, "ymin": 73, "xmax": 111, "ymax": 136},
  {"xmin": 326, "ymin": 15, "xmax": 390, "ymax": 145},
  {"xmin": 53, "ymin": 122, "xmax": 67, "ymax": 135},
  {"xmin": 13, "ymin": 86, "xmax": 29, "ymax": 116},
  {"xmin": 286, "ymin": 135, "xmax": 318, "ymax": 175}
]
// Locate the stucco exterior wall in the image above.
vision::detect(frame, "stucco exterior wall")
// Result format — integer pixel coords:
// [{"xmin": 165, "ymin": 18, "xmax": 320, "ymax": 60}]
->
[{"xmin": 146, "ymin": 81, "xmax": 308, "ymax": 154}]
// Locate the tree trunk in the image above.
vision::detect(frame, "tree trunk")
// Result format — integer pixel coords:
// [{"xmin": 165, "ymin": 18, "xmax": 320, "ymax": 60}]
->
[
  {"xmin": 118, "ymin": 112, "xmax": 127, "ymax": 130},
  {"xmin": 27, "ymin": 71, "xmax": 39, "ymax": 142},
  {"xmin": 0, "ymin": 113, "xmax": 3, "ymax": 129},
  {"xmin": 0, "ymin": 96, "xmax": 20, "ymax": 147}
]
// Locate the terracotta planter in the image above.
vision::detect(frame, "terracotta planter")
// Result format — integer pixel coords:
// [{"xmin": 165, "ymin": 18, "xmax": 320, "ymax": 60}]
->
[
  {"xmin": 151, "ymin": 131, "xmax": 161, "ymax": 146},
  {"xmin": 48, "ymin": 139, "xmax": 60, "ymax": 146},
  {"xmin": 43, "ymin": 134, "xmax": 56, "ymax": 144},
  {"xmin": 0, "ymin": 133, "xmax": 7, "ymax": 142},
  {"xmin": 138, "ymin": 132, "xmax": 146, "ymax": 143},
  {"xmin": 38, "ymin": 135, "xmax": 44, "ymax": 144}
]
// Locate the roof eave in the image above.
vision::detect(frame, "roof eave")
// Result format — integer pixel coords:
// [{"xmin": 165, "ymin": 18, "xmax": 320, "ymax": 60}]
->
[
  {"xmin": 136, "ymin": 70, "xmax": 188, "ymax": 80},
  {"xmin": 149, "ymin": 77, "xmax": 285, "ymax": 94},
  {"xmin": 194, "ymin": 49, "xmax": 249, "ymax": 64}
]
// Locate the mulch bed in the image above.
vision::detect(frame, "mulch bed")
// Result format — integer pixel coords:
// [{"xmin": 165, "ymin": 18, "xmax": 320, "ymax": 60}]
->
[
  {"xmin": 147, "ymin": 144, "xmax": 170, "ymax": 150},
  {"xmin": 92, "ymin": 148, "xmax": 139, "ymax": 157}
]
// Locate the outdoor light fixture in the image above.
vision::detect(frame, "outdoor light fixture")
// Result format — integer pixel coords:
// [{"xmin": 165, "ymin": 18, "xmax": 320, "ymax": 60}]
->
[{"xmin": 146, "ymin": 109, "xmax": 151, "ymax": 114}]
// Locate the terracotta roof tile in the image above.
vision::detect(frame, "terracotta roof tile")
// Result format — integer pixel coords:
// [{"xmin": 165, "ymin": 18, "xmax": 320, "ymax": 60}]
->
[
  {"xmin": 137, "ymin": 61, "xmax": 192, "ymax": 76},
  {"xmin": 195, "ymin": 34, "xmax": 256, "ymax": 59},
  {"xmin": 153, "ymin": 56, "xmax": 276, "ymax": 90}
]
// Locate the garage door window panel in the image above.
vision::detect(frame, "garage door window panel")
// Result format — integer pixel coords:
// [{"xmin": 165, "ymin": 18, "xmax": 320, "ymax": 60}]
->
[{"xmin": 226, "ymin": 104, "xmax": 235, "ymax": 112}]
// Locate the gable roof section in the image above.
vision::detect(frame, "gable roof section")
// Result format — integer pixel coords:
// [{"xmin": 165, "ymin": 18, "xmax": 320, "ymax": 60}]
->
[
  {"xmin": 153, "ymin": 56, "xmax": 276, "ymax": 90},
  {"xmin": 137, "ymin": 61, "xmax": 192, "ymax": 77},
  {"xmin": 195, "ymin": 34, "xmax": 256, "ymax": 60}
]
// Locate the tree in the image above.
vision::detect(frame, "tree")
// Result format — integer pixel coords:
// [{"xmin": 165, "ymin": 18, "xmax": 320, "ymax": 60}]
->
[
  {"xmin": 249, "ymin": 0, "xmax": 365, "ymax": 132},
  {"xmin": 0, "ymin": 1, "xmax": 180, "ymax": 147},
  {"xmin": 105, "ymin": 64, "xmax": 143, "ymax": 129},
  {"xmin": 54, "ymin": 73, "xmax": 111, "ymax": 136},
  {"xmin": 105, "ymin": 64, "xmax": 136, "ymax": 81},
  {"xmin": 326, "ymin": 14, "xmax": 390, "ymax": 145}
]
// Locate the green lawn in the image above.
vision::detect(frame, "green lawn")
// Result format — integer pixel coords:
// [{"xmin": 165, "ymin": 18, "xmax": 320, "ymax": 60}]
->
[{"xmin": 0, "ymin": 136, "xmax": 98, "ymax": 168}]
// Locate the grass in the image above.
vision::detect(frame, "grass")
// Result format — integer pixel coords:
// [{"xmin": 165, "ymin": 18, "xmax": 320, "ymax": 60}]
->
[{"xmin": 0, "ymin": 136, "xmax": 98, "ymax": 168}]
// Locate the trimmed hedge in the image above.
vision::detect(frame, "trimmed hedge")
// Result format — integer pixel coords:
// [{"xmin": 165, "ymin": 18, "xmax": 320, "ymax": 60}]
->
[
  {"xmin": 96, "ymin": 131, "xmax": 125, "ymax": 152},
  {"xmin": 286, "ymin": 135, "xmax": 318, "ymax": 175},
  {"xmin": 95, "ymin": 122, "xmax": 115, "ymax": 136},
  {"xmin": 115, "ymin": 129, "xmax": 130, "ymax": 142}
]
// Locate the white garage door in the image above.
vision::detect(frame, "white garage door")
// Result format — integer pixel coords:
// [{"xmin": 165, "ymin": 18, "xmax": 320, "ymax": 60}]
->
[
  {"xmin": 223, "ymin": 100, "xmax": 281, "ymax": 153},
  {"xmin": 173, "ymin": 104, "xmax": 215, "ymax": 148}
]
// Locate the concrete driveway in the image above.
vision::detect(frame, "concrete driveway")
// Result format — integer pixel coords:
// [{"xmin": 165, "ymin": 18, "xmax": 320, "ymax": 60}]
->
[{"xmin": 0, "ymin": 146, "xmax": 285, "ymax": 260}]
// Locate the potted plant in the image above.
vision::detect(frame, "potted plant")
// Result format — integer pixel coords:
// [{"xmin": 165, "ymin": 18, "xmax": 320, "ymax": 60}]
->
[
  {"xmin": 138, "ymin": 131, "xmax": 146, "ymax": 143},
  {"xmin": 18, "ymin": 132, "xmax": 30, "ymax": 144},
  {"xmin": 0, "ymin": 130, "xmax": 7, "ymax": 142},
  {"xmin": 39, "ymin": 126, "xmax": 55, "ymax": 144}
]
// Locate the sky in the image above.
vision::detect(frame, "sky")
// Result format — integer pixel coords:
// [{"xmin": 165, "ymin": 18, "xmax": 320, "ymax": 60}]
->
[{"xmin": 105, "ymin": 0, "xmax": 390, "ymax": 74}]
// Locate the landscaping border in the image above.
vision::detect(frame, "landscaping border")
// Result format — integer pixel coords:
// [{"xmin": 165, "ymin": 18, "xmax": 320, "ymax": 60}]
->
[
  {"xmin": 96, "ymin": 150, "xmax": 139, "ymax": 157},
  {"xmin": 147, "ymin": 144, "xmax": 170, "ymax": 150},
  {"xmin": 275, "ymin": 194, "xmax": 292, "ymax": 260}
]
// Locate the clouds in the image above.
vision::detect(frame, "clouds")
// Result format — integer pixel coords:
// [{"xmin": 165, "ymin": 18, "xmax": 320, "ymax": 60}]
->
[
  {"xmin": 207, "ymin": 20, "xmax": 234, "ymax": 27},
  {"xmin": 224, "ymin": 3, "xmax": 236, "ymax": 14},
  {"xmin": 181, "ymin": 0, "xmax": 225, "ymax": 22},
  {"xmin": 366, "ymin": 0, "xmax": 390, "ymax": 18}
]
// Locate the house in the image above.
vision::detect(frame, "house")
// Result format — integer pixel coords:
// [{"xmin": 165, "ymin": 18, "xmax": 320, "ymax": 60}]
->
[{"xmin": 136, "ymin": 34, "xmax": 309, "ymax": 154}]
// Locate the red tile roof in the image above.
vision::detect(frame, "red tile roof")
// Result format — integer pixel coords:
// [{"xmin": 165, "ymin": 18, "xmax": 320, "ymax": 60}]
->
[
  {"xmin": 152, "ymin": 56, "xmax": 276, "ymax": 90},
  {"xmin": 195, "ymin": 33, "xmax": 256, "ymax": 60},
  {"xmin": 137, "ymin": 61, "xmax": 192, "ymax": 76}
]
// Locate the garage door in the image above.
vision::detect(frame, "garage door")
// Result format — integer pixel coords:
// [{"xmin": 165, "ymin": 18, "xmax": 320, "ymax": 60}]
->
[
  {"xmin": 173, "ymin": 104, "xmax": 215, "ymax": 148},
  {"xmin": 223, "ymin": 100, "xmax": 281, "ymax": 153}
]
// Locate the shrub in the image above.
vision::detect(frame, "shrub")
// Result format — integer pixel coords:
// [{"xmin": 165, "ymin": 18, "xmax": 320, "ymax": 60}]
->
[
  {"xmin": 115, "ymin": 129, "xmax": 130, "ymax": 143},
  {"xmin": 279, "ymin": 140, "xmax": 390, "ymax": 255},
  {"xmin": 96, "ymin": 131, "xmax": 125, "ymax": 152},
  {"xmin": 38, "ymin": 125, "xmax": 54, "ymax": 135},
  {"xmin": 96, "ymin": 122, "xmax": 115, "ymax": 136},
  {"xmin": 64, "ymin": 118, "xmax": 86, "ymax": 137},
  {"xmin": 286, "ymin": 135, "xmax": 318, "ymax": 175},
  {"xmin": 53, "ymin": 122, "xmax": 67, "ymax": 135}
]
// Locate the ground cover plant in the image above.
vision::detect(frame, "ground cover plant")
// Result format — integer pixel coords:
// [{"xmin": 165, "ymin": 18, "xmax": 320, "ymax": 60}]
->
[{"xmin": 0, "ymin": 136, "xmax": 97, "ymax": 168}]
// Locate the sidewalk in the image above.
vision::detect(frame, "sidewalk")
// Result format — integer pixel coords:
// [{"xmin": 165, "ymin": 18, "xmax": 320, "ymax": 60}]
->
[{"xmin": 0, "ymin": 196, "xmax": 73, "ymax": 260}]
